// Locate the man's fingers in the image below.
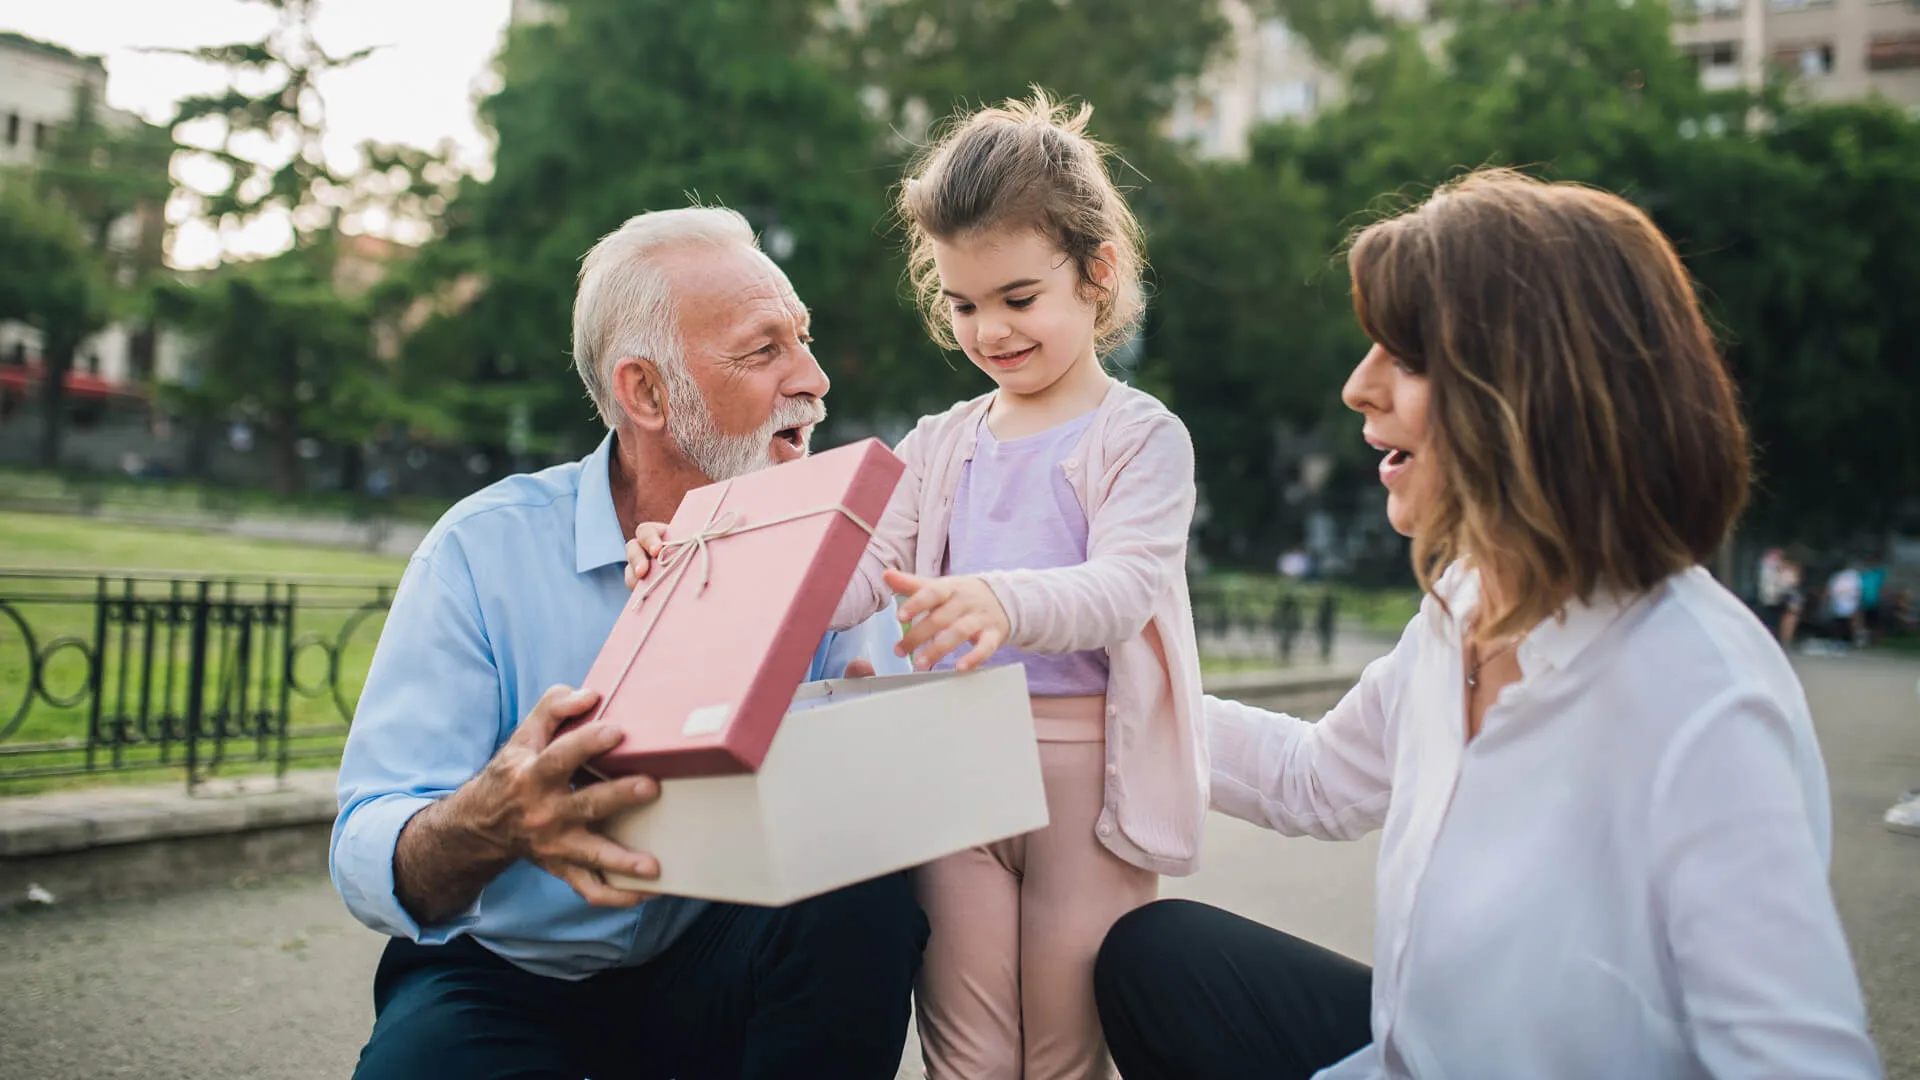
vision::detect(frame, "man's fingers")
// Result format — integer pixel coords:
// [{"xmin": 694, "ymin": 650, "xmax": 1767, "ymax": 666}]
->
[
  {"xmin": 549, "ymin": 862, "xmax": 654, "ymax": 908},
  {"xmin": 565, "ymin": 774, "xmax": 661, "ymax": 823},
  {"xmin": 512, "ymin": 685, "xmax": 599, "ymax": 749},
  {"xmin": 536, "ymin": 720, "xmax": 624, "ymax": 784},
  {"xmin": 624, "ymin": 538, "xmax": 651, "ymax": 589},
  {"xmin": 634, "ymin": 522, "xmax": 668, "ymax": 556},
  {"xmin": 547, "ymin": 828, "xmax": 661, "ymax": 881}
]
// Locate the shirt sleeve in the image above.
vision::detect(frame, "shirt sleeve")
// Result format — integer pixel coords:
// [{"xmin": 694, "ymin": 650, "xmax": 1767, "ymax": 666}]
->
[
  {"xmin": 329, "ymin": 539, "xmax": 503, "ymax": 943},
  {"xmin": 1204, "ymin": 640, "xmax": 1399, "ymax": 840},
  {"xmin": 1650, "ymin": 690, "xmax": 1881, "ymax": 1078},
  {"xmin": 814, "ymin": 602, "xmax": 913, "ymax": 680},
  {"xmin": 831, "ymin": 426, "xmax": 926, "ymax": 632},
  {"xmin": 978, "ymin": 415, "xmax": 1196, "ymax": 654}
]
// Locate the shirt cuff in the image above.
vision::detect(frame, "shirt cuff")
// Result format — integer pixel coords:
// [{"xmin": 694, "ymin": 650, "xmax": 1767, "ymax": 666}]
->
[
  {"xmin": 332, "ymin": 792, "xmax": 485, "ymax": 945},
  {"xmin": 1203, "ymin": 694, "xmax": 1279, "ymax": 822},
  {"xmin": 975, "ymin": 571, "xmax": 1026, "ymax": 648}
]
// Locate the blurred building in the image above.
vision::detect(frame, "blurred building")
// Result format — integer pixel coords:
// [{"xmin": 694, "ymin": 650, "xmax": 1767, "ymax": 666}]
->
[
  {"xmin": 1169, "ymin": 0, "xmax": 1920, "ymax": 158},
  {"xmin": 0, "ymin": 32, "xmax": 185, "ymax": 396},
  {"xmin": 1674, "ymin": 0, "xmax": 1920, "ymax": 104}
]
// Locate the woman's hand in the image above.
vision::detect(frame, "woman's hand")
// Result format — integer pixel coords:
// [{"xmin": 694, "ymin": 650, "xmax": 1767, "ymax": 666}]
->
[
  {"xmin": 884, "ymin": 569, "xmax": 1010, "ymax": 672},
  {"xmin": 623, "ymin": 523, "xmax": 669, "ymax": 590}
]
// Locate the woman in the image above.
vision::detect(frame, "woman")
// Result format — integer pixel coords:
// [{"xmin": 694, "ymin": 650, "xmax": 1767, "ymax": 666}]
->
[{"xmin": 1092, "ymin": 169, "xmax": 1882, "ymax": 1079}]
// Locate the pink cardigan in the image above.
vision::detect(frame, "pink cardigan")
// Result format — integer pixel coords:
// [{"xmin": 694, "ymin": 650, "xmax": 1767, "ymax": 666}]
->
[{"xmin": 830, "ymin": 380, "xmax": 1209, "ymax": 876}]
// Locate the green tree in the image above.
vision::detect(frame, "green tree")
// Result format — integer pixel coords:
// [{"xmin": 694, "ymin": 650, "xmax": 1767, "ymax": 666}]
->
[
  {"xmin": 0, "ymin": 178, "xmax": 109, "ymax": 466},
  {"xmin": 444, "ymin": 0, "xmax": 900, "ymax": 457},
  {"xmin": 840, "ymin": 0, "xmax": 1230, "ymax": 155},
  {"xmin": 26, "ymin": 83, "xmax": 174, "ymax": 467},
  {"xmin": 156, "ymin": 0, "xmax": 426, "ymax": 493},
  {"xmin": 155, "ymin": 247, "xmax": 376, "ymax": 494}
]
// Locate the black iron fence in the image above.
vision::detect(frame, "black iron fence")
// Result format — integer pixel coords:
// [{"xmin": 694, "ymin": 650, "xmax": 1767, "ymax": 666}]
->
[
  {"xmin": 0, "ymin": 570, "xmax": 394, "ymax": 791},
  {"xmin": 1190, "ymin": 581, "xmax": 1338, "ymax": 666}
]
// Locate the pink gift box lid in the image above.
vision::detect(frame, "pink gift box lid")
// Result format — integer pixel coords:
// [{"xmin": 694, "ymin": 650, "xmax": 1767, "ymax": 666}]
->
[{"xmin": 573, "ymin": 438, "xmax": 905, "ymax": 780}]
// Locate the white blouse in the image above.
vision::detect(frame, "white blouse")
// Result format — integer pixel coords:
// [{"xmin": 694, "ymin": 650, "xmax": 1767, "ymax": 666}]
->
[{"xmin": 1207, "ymin": 566, "xmax": 1882, "ymax": 1079}]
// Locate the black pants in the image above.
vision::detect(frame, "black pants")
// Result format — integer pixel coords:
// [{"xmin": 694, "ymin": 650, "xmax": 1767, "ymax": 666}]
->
[
  {"xmin": 352, "ymin": 873, "xmax": 928, "ymax": 1080},
  {"xmin": 1093, "ymin": 899, "xmax": 1375, "ymax": 1080}
]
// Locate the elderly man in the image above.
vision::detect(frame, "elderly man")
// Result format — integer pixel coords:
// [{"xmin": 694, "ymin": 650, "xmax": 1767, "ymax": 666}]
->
[{"xmin": 331, "ymin": 207, "xmax": 928, "ymax": 1080}]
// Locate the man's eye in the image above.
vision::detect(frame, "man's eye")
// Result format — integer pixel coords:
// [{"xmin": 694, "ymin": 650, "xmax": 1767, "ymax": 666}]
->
[{"xmin": 758, "ymin": 343, "xmax": 779, "ymax": 356}]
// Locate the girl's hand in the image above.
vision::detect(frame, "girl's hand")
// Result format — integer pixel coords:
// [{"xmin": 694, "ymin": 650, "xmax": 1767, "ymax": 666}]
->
[
  {"xmin": 884, "ymin": 569, "xmax": 1010, "ymax": 672},
  {"xmin": 623, "ymin": 523, "xmax": 669, "ymax": 590}
]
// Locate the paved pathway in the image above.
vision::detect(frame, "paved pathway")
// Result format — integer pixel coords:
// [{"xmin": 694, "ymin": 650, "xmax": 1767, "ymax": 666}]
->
[{"xmin": 2, "ymin": 651, "xmax": 1916, "ymax": 1079}]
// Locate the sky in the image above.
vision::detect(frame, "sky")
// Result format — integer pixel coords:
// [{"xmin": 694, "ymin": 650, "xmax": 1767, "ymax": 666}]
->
[{"xmin": 0, "ymin": 0, "xmax": 512, "ymax": 267}]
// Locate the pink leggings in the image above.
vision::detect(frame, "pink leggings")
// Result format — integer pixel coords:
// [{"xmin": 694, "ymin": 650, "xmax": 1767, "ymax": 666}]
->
[{"xmin": 913, "ymin": 695, "xmax": 1160, "ymax": 1079}]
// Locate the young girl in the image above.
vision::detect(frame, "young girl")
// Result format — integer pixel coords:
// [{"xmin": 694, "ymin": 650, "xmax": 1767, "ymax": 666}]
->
[{"xmin": 629, "ymin": 92, "xmax": 1208, "ymax": 1079}]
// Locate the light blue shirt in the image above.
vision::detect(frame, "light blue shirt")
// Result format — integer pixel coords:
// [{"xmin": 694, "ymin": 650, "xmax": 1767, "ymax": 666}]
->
[{"xmin": 330, "ymin": 435, "xmax": 909, "ymax": 980}]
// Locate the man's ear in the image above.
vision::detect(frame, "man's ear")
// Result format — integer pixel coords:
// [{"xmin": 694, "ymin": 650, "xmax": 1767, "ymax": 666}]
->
[{"xmin": 611, "ymin": 356, "xmax": 668, "ymax": 433}]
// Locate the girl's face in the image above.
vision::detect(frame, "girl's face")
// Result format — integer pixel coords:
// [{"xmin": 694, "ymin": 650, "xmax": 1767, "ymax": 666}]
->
[
  {"xmin": 1342, "ymin": 342, "xmax": 1439, "ymax": 537},
  {"xmin": 932, "ymin": 229, "xmax": 1111, "ymax": 398}
]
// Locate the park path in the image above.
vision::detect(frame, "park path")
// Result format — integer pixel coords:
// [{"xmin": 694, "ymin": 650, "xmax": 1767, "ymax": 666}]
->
[{"xmin": 2, "ymin": 650, "xmax": 1916, "ymax": 1079}]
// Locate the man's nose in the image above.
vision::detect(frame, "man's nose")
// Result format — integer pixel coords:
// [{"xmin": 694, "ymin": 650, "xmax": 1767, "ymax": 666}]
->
[{"xmin": 785, "ymin": 341, "xmax": 830, "ymax": 400}]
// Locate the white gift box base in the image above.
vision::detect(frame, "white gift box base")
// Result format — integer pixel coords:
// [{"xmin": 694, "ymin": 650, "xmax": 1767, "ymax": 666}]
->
[{"xmin": 600, "ymin": 664, "xmax": 1048, "ymax": 906}]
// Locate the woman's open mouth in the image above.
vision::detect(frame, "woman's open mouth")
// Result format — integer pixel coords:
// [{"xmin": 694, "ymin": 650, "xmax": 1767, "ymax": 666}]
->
[{"xmin": 1366, "ymin": 433, "xmax": 1415, "ymax": 486}]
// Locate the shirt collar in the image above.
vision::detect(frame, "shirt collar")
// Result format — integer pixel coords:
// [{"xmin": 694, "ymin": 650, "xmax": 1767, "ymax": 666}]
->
[
  {"xmin": 1436, "ymin": 562, "xmax": 1643, "ymax": 675},
  {"xmin": 573, "ymin": 432, "xmax": 628, "ymax": 574}
]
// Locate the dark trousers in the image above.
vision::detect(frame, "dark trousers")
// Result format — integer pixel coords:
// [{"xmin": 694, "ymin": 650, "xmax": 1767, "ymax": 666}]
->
[
  {"xmin": 1093, "ymin": 899, "xmax": 1375, "ymax": 1080},
  {"xmin": 352, "ymin": 872, "xmax": 928, "ymax": 1080}
]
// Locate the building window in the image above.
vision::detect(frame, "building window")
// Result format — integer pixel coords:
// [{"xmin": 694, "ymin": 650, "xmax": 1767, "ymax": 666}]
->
[
  {"xmin": 32, "ymin": 122, "xmax": 46, "ymax": 150},
  {"xmin": 4, "ymin": 113, "xmax": 17, "ymax": 147},
  {"xmin": 1259, "ymin": 79, "xmax": 1319, "ymax": 121},
  {"xmin": 1690, "ymin": 0, "xmax": 1741, "ymax": 19},
  {"xmin": 1770, "ymin": 0, "xmax": 1834, "ymax": 9},
  {"xmin": 1868, "ymin": 33, "xmax": 1920, "ymax": 71},
  {"xmin": 1775, "ymin": 42, "xmax": 1836, "ymax": 75},
  {"xmin": 1689, "ymin": 41, "xmax": 1744, "ymax": 89},
  {"xmin": 1259, "ymin": 18, "xmax": 1297, "ymax": 58}
]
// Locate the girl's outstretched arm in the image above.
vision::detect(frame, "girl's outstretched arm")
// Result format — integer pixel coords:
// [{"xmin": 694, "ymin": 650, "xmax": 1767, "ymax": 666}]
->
[{"xmin": 975, "ymin": 415, "xmax": 1194, "ymax": 655}]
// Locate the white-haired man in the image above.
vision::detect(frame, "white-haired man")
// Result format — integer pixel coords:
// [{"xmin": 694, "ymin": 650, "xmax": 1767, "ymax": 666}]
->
[{"xmin": 331, "ymin": 208, "xmax": 927, "ymax": 1079}]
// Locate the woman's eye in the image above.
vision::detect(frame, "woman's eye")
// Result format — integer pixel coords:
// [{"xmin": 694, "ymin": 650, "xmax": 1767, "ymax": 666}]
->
[{"xmin": 1007, "ymin": 295, "xmax": 1036, "ymax": 309}]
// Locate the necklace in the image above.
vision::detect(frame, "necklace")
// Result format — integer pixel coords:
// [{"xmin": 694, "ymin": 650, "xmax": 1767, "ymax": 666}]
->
[{"xmin": 1465, "ymin": 636, "xmax": 1521, "ymax": 689}]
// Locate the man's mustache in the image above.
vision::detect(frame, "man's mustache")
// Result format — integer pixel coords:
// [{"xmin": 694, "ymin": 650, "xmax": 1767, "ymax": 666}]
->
[{"xmin": 769, "ymin": 399, "xmax": 827, "ymax": 432}]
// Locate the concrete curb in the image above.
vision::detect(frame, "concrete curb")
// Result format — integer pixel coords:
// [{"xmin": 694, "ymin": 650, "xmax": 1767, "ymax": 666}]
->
[{"xmin": 0, "ymin": 770, "xmax": 338, "ymax": 860}]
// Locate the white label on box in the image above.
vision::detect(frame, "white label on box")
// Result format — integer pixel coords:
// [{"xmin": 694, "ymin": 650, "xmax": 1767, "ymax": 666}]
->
[{"xmin": 682, "ymin": 703, "xmax": 733, "ymax": 737}]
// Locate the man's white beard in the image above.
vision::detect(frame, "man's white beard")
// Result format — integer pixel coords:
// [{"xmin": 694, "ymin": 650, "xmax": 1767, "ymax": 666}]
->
[{"xmin": 667, "ymin": 381, "xmax": 825, "ymax": 482}]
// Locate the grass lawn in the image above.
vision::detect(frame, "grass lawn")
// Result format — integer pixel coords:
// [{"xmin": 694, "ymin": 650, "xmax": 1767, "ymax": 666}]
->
[{"xmin": 0, "ymin": 511, "xmax": 405, "ymax": 795}]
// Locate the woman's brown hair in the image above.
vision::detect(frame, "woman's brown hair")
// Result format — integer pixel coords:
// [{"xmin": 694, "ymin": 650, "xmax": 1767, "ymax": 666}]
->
[
  {"xmin": 1348, "ymin": 168, "xmax": 1749, "ymax": 640},
  {"xmin": 899, "ymin": 88, "xmax": 1146, "ymax": 356}
]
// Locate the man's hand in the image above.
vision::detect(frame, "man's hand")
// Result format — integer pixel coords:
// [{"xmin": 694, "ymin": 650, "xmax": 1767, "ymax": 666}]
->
[
  {"xmin": 624, "ymin": 523, "xmax": 669, "ymax": 590},
  {"xmin": 461, "ymin": 685, "xmax": 664, "ymax": 906},
  {"xmin": 394, "ymin": 685, "xmax": 664, "ymax": 921},
  {"xmin": 884, "ymin": 570, "xmax": 1011, "ymax": 672}
]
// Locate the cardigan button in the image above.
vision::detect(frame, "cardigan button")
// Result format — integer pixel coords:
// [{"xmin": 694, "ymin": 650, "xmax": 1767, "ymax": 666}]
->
[
  {"xmin": 1106, "ymin": 763, "xmax": 1119, "ymax": 777},
  {"xmin": 1096, "ymin": 822, "xmax": 1113, "ymax": 838}
]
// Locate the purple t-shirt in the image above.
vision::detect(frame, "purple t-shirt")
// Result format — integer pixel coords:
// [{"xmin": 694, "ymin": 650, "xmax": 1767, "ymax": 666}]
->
[{"xmin": 936, "ymin": 410, "xmax": 1110, "ymax": 695}]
